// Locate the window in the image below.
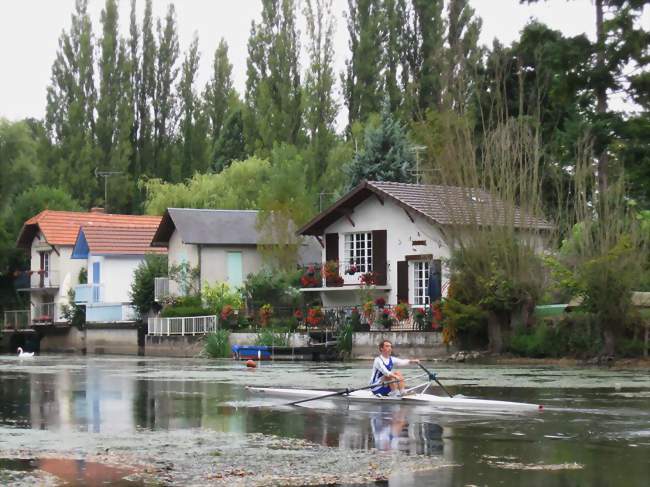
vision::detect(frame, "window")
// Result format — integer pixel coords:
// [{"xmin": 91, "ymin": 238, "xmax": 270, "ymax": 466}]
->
[
  {"xmin": 344, "ymin": 232, "xmax": 372, "ymax": 273},
  {"xmin": 413, "ymin": 261, "xmax": 430, "ymax": 305}
]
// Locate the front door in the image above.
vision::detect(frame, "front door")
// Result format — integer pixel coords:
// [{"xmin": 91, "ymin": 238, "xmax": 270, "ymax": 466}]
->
[
  {"xmin": 92, "ymin": 261, "xmax": 101, "ymax": 303},
  {"xmin": 227, "ymin": 252, "xmax": 243, "ymax": 287}
]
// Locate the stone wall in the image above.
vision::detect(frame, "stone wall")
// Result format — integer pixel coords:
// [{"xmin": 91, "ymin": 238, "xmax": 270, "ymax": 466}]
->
[
  {"xmin": 145, "ymin": 334, "xmax": 205, "ymax": 358},
  {"xmin": 85, "ymin": 324, "xmax": 140, "ymax": 355},
  {"xmin": 351, "ymin": 332, "xmax": 449, "ymax": 360},
  {"xmin": 39, "ymin": 327, "xmax": 86, "ymax": 353}
]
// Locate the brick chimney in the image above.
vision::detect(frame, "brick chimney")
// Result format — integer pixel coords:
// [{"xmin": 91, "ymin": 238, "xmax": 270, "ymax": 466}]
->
[{"xmin": 90, "ymin": 207, "xmax": 105, "ymax": 214}]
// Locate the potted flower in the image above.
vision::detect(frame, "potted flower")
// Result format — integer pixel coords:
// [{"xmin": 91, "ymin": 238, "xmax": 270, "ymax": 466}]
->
[
  {"xmin": 360, "ymin": 272, "xmax": 379, "ymax": 286},
  {"xmin": 345, "ymin": 263, "xmax": 359, "ymax": 275},
  {"xmin": 413, "ymin": 307, "xmax": 426, "ymax": 331},
  {"xmin": 432, "ymin": 301, "xmax": 443, "ymax": 331},
  {"xmin": 300, "ymin": 265, "xmax": 321, "ymax": 287},
  {"xmin": 378, "ymin": 309, "xmax": 394, "ymax": 330},
  {"xmin": 323, "ymin": 261, "xmax": 344, "ymax": 287},
  {"xmin": 306, "ymin": 306, "xmax": 324, "ymax": 327},
  {"xmin": 259, "ymin": 304, "xmax": 273, "ymax": 327},
  {"xmin": 394, "ymin": 302, "xmax": 409, "ymax": 322},
  {"xmin": 374, "ymin": 297, "xmax": 386, "ymax": 309}
]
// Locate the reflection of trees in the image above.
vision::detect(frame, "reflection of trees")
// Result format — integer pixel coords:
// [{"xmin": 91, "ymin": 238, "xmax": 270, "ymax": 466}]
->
[{"xmin": 0, "ymin": 372, "xmax": 32, "ymax": 428}]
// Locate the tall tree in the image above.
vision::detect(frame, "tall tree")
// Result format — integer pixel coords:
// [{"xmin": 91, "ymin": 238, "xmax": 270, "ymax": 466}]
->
[
  {"xmin": 382, "ymin": 0, "xmax": 409, "ymax": 115},
  {"xmin": 204, "ymin": 38, "xmax": 234, "ymax": 151},
  {"xmin": 445, "ymin": 0, "xmax": 482, "ymax": 112},
  {"xmin": 343, "ymin": 0, "xmax": 384, "ymax": 127},
  {"xmin": 137, "ymin": 0, "xmax": 156, "ymax": 177},
  {"xmin": 245, "ymin": 0, "xmax": 302, "ymax": 153},
  {"xmin": 213, "ymin": 104, "xmax": 248, "ymax": 172},
  {"xmin": 45, "ymin": 0, "xmax": 99, "ymax": 207},
  {"xmin": 177, "ymin": 34, "xmax": 209, "ymax": 180},
  {"xmin": 303, "ymin": 0, "xmax": 338, "ymax": 187},
  {"xmin": 153, "ymin": 3, "xmax": 180, "ymax": 180}
]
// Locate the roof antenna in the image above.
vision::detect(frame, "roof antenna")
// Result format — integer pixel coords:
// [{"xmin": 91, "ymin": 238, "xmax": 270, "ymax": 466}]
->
[{"xmin": 95, "ymin": 168, "xmax": 123, "ymax": 212}]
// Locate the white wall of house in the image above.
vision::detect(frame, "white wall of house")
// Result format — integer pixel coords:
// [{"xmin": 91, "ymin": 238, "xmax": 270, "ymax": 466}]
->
[
  {"xmin": 88, "ymin": 254, "xmax": 142, "ymax": 303},
  {"xmin": 28, "ymin": 232, "xmax": 84, "ymax": 321},
  {"xmin": 318, "ymin": 197, "xmax": 451, "ymax": 307},
  {"xmin": 167, "ymin": 229, "xmax": 199, "ymax": 295}
]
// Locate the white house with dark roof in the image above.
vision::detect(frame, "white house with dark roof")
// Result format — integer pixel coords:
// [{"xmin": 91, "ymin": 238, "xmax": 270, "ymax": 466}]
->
[
  {"xmin": 297, "ymin": 180, "xmax": 552, "ymax": 308},
  {"xmin": 150, "ymin": 208, "xmax": 320, "ymax": 298}
]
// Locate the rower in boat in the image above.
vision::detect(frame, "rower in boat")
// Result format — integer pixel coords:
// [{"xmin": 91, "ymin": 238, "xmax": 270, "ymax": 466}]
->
[{"xmin": 370, "ymin": 340, "xmax": 420, "ymax": 397}]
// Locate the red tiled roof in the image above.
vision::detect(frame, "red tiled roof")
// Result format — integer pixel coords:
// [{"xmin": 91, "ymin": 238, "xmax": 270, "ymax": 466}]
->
[
  {"xmin": 18, "ymin": 210, "xmax": 162, "ymax": 248},
  {"xmin": 80, "ymin": 224, "xmax": 166, "ymax": 255}
]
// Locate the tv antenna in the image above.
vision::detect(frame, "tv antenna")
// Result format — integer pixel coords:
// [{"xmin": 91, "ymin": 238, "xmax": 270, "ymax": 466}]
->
[{"xmin": 95, "ymin": 168, "xmax": 123, "ymax": 211}]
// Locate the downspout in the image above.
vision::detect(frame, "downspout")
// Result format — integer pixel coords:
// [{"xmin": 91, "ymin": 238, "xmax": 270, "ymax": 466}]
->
[{"xmin": 197, "ymin": 244, "xmax": 202, "ymax": 294}]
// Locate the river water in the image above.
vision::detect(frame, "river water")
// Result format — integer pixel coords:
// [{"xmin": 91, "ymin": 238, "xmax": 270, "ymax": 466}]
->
[{"xmin": 0, "ymin": 355, "xmax": 648, "ymax": 486}]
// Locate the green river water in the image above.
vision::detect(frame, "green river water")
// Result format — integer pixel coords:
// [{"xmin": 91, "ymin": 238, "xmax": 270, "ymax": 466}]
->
[{"xmin": 0, "ymin": 355, "xmax": 648, "ymax": 486}]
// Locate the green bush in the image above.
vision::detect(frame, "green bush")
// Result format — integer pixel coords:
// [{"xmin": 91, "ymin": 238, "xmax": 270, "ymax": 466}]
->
[
  {"xmin": 255, "ymin": 328, "xmax": 289, "ymax": 347},
  {"xmin": 130, "ymin": 254, "xmax": 168, "ymax": 317},
  {"xmin": 161, "ymin": 306, "xmax": 214, "ymax": 318},
  {"xmin": 202, "ymin": 282, "xmax": 243, "ymax": 314},
  {"xmin": 337, "ymin": 321, "xmax": 353, "ymax": 358},
  {"xmin": 616, "ymin": 338, "xmax": 646, "ymax": 357},
  {"xmin": 243, "ymin": 268, "xmax": 302, "ymax": 307},
  {"xmin": 205, "ymin": 330, "xmax": 231, "ymax": 358}
]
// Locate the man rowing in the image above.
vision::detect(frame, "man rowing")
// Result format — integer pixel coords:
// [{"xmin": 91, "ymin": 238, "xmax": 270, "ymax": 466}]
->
[{"xmin": 370, "ymin": 339, "xmax": 419, "ymax": 397}]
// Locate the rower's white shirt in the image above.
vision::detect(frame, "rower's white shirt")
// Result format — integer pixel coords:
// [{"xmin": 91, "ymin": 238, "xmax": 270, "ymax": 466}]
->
[{"xmin": 369, "ymin": 355, "xmax": 410, "ymax": 385}]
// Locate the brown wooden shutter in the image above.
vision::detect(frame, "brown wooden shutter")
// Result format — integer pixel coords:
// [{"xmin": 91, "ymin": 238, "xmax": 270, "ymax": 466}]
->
[
  {"xmin": 372, "ymin": 230, "xmax": 387, "ymax": 285},
  {"xmin": 325, "ymin": 233, "xmax": 339, "ymax": 262},
  {"xmin": 397, "ymin": 260, "xmax": 409, "ymax": 303}
]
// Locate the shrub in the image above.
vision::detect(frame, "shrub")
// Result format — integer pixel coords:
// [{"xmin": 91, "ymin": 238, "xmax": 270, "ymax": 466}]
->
[
  {"xmin": 259, "ymin": 304, "xmax": 274, "ymax": 327},
  {"xmin": 378, "ymin": 309, "xmax": 394, "ymax": 330},
  {"xmin": 337, "ymin": 321, "xmax": 353, "ymax": 358},
  {"xmin": 244, "ymin": 268, "xmax": 302, "ymax": 306},
  {"xmin": 394, "ymin": 302, "xmax": 409, "ymax": 321},
  {"xmin": 202, "ymin": 282, "xmax": 243, "ymax": 315},
  {"xmin": 161, "ymin": 306, "xmax": 213, "ymax": 318},
  {"xmin": 306, "ymin": 306, "xmax": 324, "ymax": 327},
  {"xmin": 205, "ymin": 330, "xmax": 231, "ymax": 358},
  {"xmin": 61, "ymin": 289, "xmax": 85, "ymax": 329},
  {"xmin": 349, "ymin": 307, "xmax": 368, "ymax": 331},
  {"xmin": 130, "ymin": 254, "xmax": 168, "ymax": 318},
  {"xmin": 255, "ymin": 328, "xmax": 289, "ymax": 347}
]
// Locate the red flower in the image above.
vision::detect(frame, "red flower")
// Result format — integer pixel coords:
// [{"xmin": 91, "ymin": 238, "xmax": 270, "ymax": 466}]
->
[
  {"xmin": 374, "ymin": 297, "xmax": 386, "ymax": 307},
  {"xmin": 293, "ymin": 309, "xmax": 304, "ymax": 320}
]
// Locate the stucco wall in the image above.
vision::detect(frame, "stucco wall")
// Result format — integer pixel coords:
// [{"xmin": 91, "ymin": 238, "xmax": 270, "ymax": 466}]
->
[
  {"xmin": 351, "ymin": 332, "xmax": 449, "ymax": 360},
  {"xmin": 39, "ymin": 327, "xmax": 86, "ymax": 353},
  {"xmin": 200, "ymin": 245, "xmax": 264, "ymax": 286},
  {"xmin": 91, "ymin": 255, "xmax": 142, "ymax": 303},
  {"xmin": 320, "ymin": 197, "xmax": 451, "ymax": 306},
  {"xmin": 168, "ymin": 230, "xmax": 199, "ymax": 295}
]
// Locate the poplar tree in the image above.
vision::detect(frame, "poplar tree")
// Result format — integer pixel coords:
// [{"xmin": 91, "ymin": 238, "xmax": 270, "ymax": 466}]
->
[
  {"xmin": 137, "ymin": 0, "xmax": 156, "ymax": 176},
  {"xmin": 343, "ymin": 0, "xmax": 384, "ymax": 127},
  {"xmin": 204, "ymin": 39, "xmax": 234, "ymax": 150},
  {"xmin": 245, "ymin": 0, "xmax": 302, "ymax": 153},
  {"xmin": 303, "ymin": 0, "xmax": 338, "ymax": 187},
  {"xmin": 177, "ymin": 35, "xmax": 209, "ymax": 180},
  {"xmin": 128, "ymin": 0, "xmax": 141, "ymax": 177},
  {"xmin": 45, "ymin": 0, "xmax": 98, "ymax": 207},
  {"xmin": 153, "ymin": 4, "xmax": 180, "ymax": 180},
  {"xmin": 213, "ymin": 104, "xmax": 248, "ymax": 172}
]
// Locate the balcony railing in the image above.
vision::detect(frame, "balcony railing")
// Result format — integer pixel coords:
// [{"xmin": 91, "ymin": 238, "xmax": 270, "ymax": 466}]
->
[
  {"xmin": 18, "ymin": 270, "xmax": 60, "ymax": 290},
  {"xmin": 86, "ymin": 303, "xmax": 137, "ymax": 323},
  {"xmin": 3, "ymin": 310, "xmax": 31, "ymax": 331},
  {"xmin": 154, "ymin": 277, "xmax": 170, "ymax": 302},
  {"xmin": 74, "ymin": 284, "xmax": 103, "ymax": 304},
  {"xmin": 32, "ymin": 302, "xmax": 58, "ymax": 323},
  {"xmin": 148, "ymin": 315, "xmax": 218, "ymax": 336},
  {"xmin": 299, "ymin": 261, "xmax": 391, "ymax": 289}
]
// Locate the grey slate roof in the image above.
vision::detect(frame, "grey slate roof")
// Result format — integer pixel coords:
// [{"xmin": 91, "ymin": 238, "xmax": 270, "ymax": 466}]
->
[{"xmin": 161, "ymin": 208, "xmax": 261, "ymax": 245}]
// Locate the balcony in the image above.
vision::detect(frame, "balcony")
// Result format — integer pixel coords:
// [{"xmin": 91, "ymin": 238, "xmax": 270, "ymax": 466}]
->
[
  {"xmin": 3, "ymin": 310, "xmax": 31, "ymax": 331},
  {"xmin": 86, "ymin": 303, "xmax": 137, "ymax": 323},
  {"xmin": 17, "ymin": 270, "xmax": 60, "ymax": 291},
  {"xmin": 32, "ymin": 302, "xmax": 59, "ymax": 324},
  {"xmin": 299, "ymin": 261, "xmax": 391, "ymax": 292},
  {"xmin": 74, "ymin": 284, "xmax": 102, "ymax": 304}
]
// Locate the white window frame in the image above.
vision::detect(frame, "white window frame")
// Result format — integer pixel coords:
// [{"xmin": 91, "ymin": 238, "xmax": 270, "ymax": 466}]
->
[
  {"xmin": 344, "ymin": 232, "xmax": 373, "ymax": 273},
  {"xmin": 412, "ymin": 260, "xmax": 430, "ymax": 306}
]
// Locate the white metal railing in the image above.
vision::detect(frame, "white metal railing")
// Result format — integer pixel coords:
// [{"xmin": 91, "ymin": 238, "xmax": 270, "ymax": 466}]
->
[
  {"xmin": 148, "ymin": 315, "xmax": 218, "ymax": 336},
  {"xmin": 154, "ymin": 277, "xmax": 170, "ymax": 302},
  {"xmin": 75, "ymin": 283, "xmax": 103, "ymax": 303},
  {"xmin": 3, "ymin": 310, "xmax": 31, "ymax": 330}
]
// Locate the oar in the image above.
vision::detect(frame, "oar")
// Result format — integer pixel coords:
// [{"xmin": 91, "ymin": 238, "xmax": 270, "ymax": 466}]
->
[
  {"xmin": 418, "ymin": 362, "xmax": 453, "ymax": 398},
  {"xmin": 287, "ymin": 378, "xmax": 401, "ymax": 406}
]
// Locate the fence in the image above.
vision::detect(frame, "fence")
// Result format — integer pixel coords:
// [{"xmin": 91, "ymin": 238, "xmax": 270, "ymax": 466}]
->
[
  {"xmin": 19, "ymin": 270, "xmax": 60, "ymax": 289},
  {"xmin": 298, "ymin": 261, "xmax": 391, "ymax": 288},
  {"xmin": 148, "ymin": 315, "xmax": 218, "ymax": 336},
  {"xmin": 3, "ymin": 310, "xmax": 31, "ymax": 331},
  {"xmin": 247, "ymin": 304, "xmax": 441, "ymax": 332},
  {"xmin": 32, "ymin": 302, "xmax": 58, "ymax": 323}
]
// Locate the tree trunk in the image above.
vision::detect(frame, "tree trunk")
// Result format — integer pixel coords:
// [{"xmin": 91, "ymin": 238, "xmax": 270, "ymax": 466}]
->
[
  {"xmin": 602, "ymin": 324, "xmax": 616, "ymax": 357},
  {"xmin": 487, "ymin": 311, "xmax": 503, "ymax": 353}
]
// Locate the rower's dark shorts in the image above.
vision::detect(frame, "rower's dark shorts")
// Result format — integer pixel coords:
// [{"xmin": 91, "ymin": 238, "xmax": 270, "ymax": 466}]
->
[{"xmin": 373, "ymin": 385, "xmax": 391, "ymax": 396}]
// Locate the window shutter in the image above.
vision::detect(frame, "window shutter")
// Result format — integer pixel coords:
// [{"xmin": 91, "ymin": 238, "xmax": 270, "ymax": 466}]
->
[
  {"xmin": 372, "ymin": 230, "xmax": 387, "ymax": 285},
  {"xmin": 397, "ymin": 261, "xmax": 408, "ymax": 303},
  {"xmin": 325, "ymin": 233, "xmax": 339, "ymax": 262}
]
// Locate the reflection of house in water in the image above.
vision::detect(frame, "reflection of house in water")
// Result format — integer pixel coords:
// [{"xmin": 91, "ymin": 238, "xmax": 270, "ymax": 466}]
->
[{"xmin": 28, "ymin": 365, "xmax": 135, "ymax": 433}]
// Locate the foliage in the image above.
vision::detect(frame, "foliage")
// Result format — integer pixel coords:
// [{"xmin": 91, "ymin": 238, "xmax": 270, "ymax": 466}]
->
[
  {"xmin": 394, "ymin": 302, "xmax": 409, "ymax": 321},
  {"xmin": 259, "ymin": 303, "xmax": 274, "ymax": 327},
  {"xmin": 441, "ymin": 298, "xmax": 488, "ymax": 346},
  {"xmin": 243, "ymin": 268, "xmax": 301, "ymax": 307},
  {"xmin": 300, "ymin": 265, "xmax": 321, "ymax": 288},
  {"xmin": 377, "ymin": 308, "xmax": 395, "ymax": 330},
  {"xmin": 337, "ymin": 321, "xmax": 353, "ymax": 358},
  {"xmin": 255, "ymin": 327, "xmax": 289, "ymax": 347},
  {"xmin": 61, "ymin": 289, "xmax": 85, "ymax": 329},
  {"xmin": 345, "ymin": 101, "xmax": 415, "ymax": 189},
  {"xmin": 78, "ymin": 267, "xmax": 87, "ymax": 285},
  {"xmin": 168, "ymin": 262, "xmax": 200, "ymax": 296},
  {"xmin": 306, "ymin": 306, "xmax": 324, "ymax": 327},
  {"xmin": 205, "ymin": 330, "xmax": 231, "ymax": 358},
  {"xmin": 201, "ymin": 282, "xmax": 243, "ymax": 315},
  {"xmin": 130, "ymin": 254, "xmax": 168, "ymax": 318},
  {"xmin": 160, "ymin": 305, "xmax": 213, "ymax": 318}
]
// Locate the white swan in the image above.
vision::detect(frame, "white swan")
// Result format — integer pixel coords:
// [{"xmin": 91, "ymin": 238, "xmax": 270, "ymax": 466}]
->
[{"xmin": 17, "ymin": 347, "xmax": 34, "ymax": 358}]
